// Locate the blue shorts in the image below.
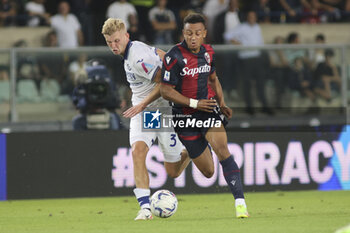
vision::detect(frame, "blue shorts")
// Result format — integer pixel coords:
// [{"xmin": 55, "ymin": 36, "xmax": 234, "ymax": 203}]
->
[{"xmin": 172, "ymin": 109, "xmax": 225, "ymax": 159}]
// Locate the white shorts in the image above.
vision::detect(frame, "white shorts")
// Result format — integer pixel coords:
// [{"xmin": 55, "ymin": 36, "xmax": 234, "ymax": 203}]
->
[{"xmin": 129, "ymin": 113, "xmax": 182, "ymax": 163}]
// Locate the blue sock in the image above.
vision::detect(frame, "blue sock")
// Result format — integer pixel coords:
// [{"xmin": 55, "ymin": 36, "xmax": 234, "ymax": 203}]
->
[
  {"xmin": 137, "ymin": 196, "xmax": 150, "ymax": 210},
  {"xmin": 133, "ymin": 188, "xmax": 151, "ymax": 209},
  {"xmin": 220, "ymin": 155, "xmax": 244, "ymax": 199}
]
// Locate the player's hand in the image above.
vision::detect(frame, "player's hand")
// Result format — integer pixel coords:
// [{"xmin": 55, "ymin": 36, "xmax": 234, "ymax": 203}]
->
[
  {"xmin": 123, "ymin": 103, "xmax": 146, "ymax": 118},
  {"xmin": 220, "ymin": 105, "xmax": 233, "ymax": 119},
  {"xmin": 197, "ymin": 99, "xmax": 217, "ymax": 112}
]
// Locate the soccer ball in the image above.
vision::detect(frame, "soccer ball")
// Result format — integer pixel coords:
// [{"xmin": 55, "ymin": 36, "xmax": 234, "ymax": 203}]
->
[{"xmin": 150, "ymin": 189, "xmax": 178, "ymax": 218}]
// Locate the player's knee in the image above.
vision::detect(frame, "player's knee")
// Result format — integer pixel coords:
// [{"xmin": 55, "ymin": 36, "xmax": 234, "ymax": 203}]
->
[
  {"xmin": 213, "ymin": 146, "xmax": 230, "ymax": 159},
  {"xmin": 167, "ymin": 170, "xmax": 181, "ymax": 179},
  {"xmin": 203, "ymin": 167, "xmax": 214, "ymax": 178},
  {"xmin": 131, "ymin": 146, "xmax": 148, "ymax": 162}
]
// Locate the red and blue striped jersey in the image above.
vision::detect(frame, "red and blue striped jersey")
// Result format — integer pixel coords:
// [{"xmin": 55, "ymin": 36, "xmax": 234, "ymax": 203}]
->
[{"xmin": 161, "ymin": 40, "xmax": 216, "ymax": 114}]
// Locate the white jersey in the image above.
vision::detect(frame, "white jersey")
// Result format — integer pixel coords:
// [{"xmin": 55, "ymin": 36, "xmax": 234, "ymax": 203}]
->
[{"xmin": 123, "ymin": 41, "xmax": 168, "ymax": 107}]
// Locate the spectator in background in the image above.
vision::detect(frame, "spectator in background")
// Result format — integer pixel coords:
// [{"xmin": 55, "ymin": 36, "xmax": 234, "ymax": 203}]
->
[
  {"xmin": 268, "ymin": 36, "xmax": 289, "ymax": 108},
  {"xmin": 50, "ymin": 1, "xmax": 84, "ymax": 48},
  {"xmin": 178, "ymin": 0, "xmax": 206, "ymax": 41},
  {"xmin": 301, "ymin": 0, "xmax": 341, "ymax": 23},
  {"xmin": 148, "ymin": 0, "xmax": 176, "ymax": 45},
  {"xmin": 181, "ymin": 0, "xmax": 206, "ymax": 13},
  {"xmin": 320, "ymin": 0, "xmax": 350, "ymax": 21},
  {"xmin": 25, "ymin": 0, "xmax": 50, "ymax": 26},
  {"xmin": 70, "ymin": 0, "xmax": 94, "ymax": 45},
  {"xmin": 212, "ymin": 0, "xmax": 241, "ymax": 101},
  {"xmin": 288, "ymin": 56, "xmax": 315, "ymax": 103},
  {"xmin": 203, "ymin": 0, "xmax": 229, "ymax": 42},
  {"xmin": 278, "ymin": 0, "xmax": 314, "ymax": 22},
  {"xmin": 214, "ymin": 0, "xmax": 241, "ymax": 44},
  {"xmin": 285, "ymin": 32, "xmax": 309, "ymax": 67},
  {"xmin": 106, "ymin": 0, "xmax": 140, "ymax": 40},
  {"xmin": 313, "ymin": 49, "xmax": 341, "ymax": 101},
  {"xmin": 0, "ymin": 67, "xmax": 10, "ymax": 103},
  {"xmin": 224, "ymin": 11, "xmax": 272, "ymax": 115},
  {"xmin": 68, "ymin": 53, "xmax": 88, "ymax": 86},
  {"xmin": 0, "ymin": 0, "xmax": 17, "ymax": 26},
  {"xmin": 39, "ymin": 30, "xmax": 70, "ymax": 96},
  {"xmin": 43, "ymin": 30, "xmax": 58, "ymax": 47},
  {"xmin": 130, "ymin": 0, "xmax": 155, "ymax": 42},
  {"xmin": 309, "ymin": 33, "xmax": 326, "ymax": 68},
  {"xmin": 253, "ymin": 0, "xmax": 273, "ymax": 23}
]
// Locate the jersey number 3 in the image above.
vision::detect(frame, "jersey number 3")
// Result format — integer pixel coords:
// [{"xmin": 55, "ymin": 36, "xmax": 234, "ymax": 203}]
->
[{"xmin": 170, "ymin": 134, "xmax": 177, "ymax": 147}]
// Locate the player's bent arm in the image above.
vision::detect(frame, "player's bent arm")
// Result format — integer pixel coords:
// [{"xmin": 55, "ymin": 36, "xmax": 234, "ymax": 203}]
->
[
  {"xmin": 160, "ymin": 83, "xmax": 217, "ymax": 112},
  {"xmin": 123, "ymin": 70, "xmax": 162, "ymax": 118},
  {"xmin": 208, "ymin": 72, "xmax": 233, "ymax": 119},
  {"xmin": 139, "ymin": 70, "xmax": 163, "ymax": 107},
  {"xmin": 156, "ymin": 48, "xmax": 166, "ymax": 60},
  {"xmin": 208, "ymin": 72, "xmax": 225, "ymax": 107}
]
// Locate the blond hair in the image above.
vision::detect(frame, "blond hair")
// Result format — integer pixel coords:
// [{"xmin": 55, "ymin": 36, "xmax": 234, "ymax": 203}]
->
[{"xmin": 101, "ymin": 18, "xmax": 126, "ymax": 36}]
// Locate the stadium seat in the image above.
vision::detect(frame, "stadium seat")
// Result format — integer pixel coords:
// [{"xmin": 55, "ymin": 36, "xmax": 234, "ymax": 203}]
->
[{"xmin": 17, "ymin": 79, "xmax": 41, "ymax": 102}]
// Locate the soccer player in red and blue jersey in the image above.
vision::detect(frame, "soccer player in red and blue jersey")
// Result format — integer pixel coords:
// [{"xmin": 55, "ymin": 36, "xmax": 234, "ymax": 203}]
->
[{"xmin": 160, "ymin": 13, "xmax": 249, "ymax": 218}]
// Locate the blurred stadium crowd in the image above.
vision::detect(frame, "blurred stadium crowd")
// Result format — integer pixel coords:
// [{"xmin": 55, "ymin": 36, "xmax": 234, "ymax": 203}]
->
[
  {"xmin": 0, "ymin": 0, "xmax": 349, "ymax": 45},
  {"xmin": 0, "ymin": 0, "xmax": 348, "ymax": 122}
]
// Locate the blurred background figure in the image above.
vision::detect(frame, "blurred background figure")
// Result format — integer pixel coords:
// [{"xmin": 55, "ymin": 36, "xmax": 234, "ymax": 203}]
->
[
  {"xmin": 308, "ymin": 33, "xmax": 326, "ymax": 69},
  {"xmin": 285, "ymin": 32, "xmax": 309, "ymax": 67},
  {"xmin": 268, "ymin": 36, "xmax": 289, "ymax": 108},
  {"xmin": 203, "ymin": 0, "xmax": 229, "ymax": 42},
  {"xmin": 25, "ymin": 0, "xmax": 50, "ymax": 27},
  {"xmin": 70, "ymin": 0, "xmax": 94, "ymax": 45},
  {"xmin": 72, "ymin": 59, "xmax": 123, "ymax": 130},
  {"xmin": 106, "ymin": 0, "xmax": 140, "ymax": 40},
  {"xmin": 130, "ymin": 0, "xmax": 154, "ymax": 42},
  {"xmin": 68, "ymin": 53, "xmax": 88, "ymax": 86},
  {"xmin": 252, "ymin": 0, "xmax": 273, "ymax": 23},
  {"xmin": 313, "ymin": 49, "xmax": 341, "ymax": 103},
  {"xmin": 0, "ymin": 0, "xmax": 17, "ymax": 26},
  {"xmin": 288, "ymin": 56, "xmax": 315, "ymax": 104},
  {"xmin": 214, "ymin": 0, "xmax": 241, "ymax": 44},
  {"xmin": 50, "ymin": 1, "xmax": 84, "ymax": 48},
  {"xmin": 225, "ymin": 11, "xmax": 272, "ymax": 115},
  {"xmin": 148, "ymin": 0, "xmax": 176, "ymax": 45},
  {"xmin": 0, "ymin": 67, "xmax": 10, "ymax": 103}
]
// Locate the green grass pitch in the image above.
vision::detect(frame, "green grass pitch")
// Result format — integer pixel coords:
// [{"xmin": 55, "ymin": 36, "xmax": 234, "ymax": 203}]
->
[{"xmin": 0, "ymin": 190, "xmax": 349, "ymax": 233}]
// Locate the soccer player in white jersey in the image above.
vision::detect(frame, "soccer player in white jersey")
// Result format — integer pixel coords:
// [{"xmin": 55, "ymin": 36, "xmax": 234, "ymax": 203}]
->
[{"xmin": 102, "ymin": 18, "xmax": 190, "ymax": 220}]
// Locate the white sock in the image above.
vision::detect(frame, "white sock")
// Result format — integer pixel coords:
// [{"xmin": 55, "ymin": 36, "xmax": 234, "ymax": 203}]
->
[
  {"xmin": 133, "ymin": 188, "xmax": 151, "ymax": 209},
  {"xmin": 235, "ymin": 198, "xmax": 246, "ymax": 207}
]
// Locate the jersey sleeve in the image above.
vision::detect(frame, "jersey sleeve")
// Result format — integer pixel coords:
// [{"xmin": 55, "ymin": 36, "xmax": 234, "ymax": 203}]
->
[
  {"xmin": 161, "ymin": 51, "xmax": 181, "ymax": 87},
  {"xmin": 210, "ymin": 49, "xmax": 216, "ymax": 75},
  {"xmin": 132, "ymin": 46, "xmax": 162, "ymax": 81}
]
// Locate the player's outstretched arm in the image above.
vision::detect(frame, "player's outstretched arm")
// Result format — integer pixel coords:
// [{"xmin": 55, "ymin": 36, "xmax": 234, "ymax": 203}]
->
[
  {"xmin": 208, "ymin": 72, "xmax": 232, "ymax": 119},
  {"xmin": 160, "ymin": 83, "xmax": 216, "ymax": 112}
]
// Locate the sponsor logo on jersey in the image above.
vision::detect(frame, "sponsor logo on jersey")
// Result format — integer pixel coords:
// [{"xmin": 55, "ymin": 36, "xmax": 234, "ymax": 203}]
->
[
  {"xmin": 164, "ymin": 71, "xmax": 170, "ymax": 81},
  {"xmin": 183, "ymin": 58, "xmax": 187, "ymax": 65},
  {"xmin": 126, "ymin": 72, "xmax": 136, "ymax": 81},
  {"xmin": 166, "ymin": 56, "xmax": 171, "ymax": 64},
  {"xmin": 141, "ymin": 62, "xmax": 154, "ymax": 74},
  {"xmin": 204, "ymin": 52, "xmax": 210, "ymax": 64},
  {"xmin": 180, "ymin": 64, "xmax": 211, "ymax": 77}
]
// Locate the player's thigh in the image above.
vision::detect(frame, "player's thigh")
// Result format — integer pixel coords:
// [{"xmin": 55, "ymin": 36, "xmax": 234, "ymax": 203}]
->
[
  {"xmin": 129, "ymin": 114, "xmax": 155, "ymax": 147},
  {"xmin": 205, "ymin": 124, "xmax": 230, "ymax": 161},
  {"xmin": 157, "ymin": 131, "xmax": 182, "ymax": 163},
  {"xmin": 131, "ymin": 140, "xmax": 149, "ymax": 163},
  {"xmin": 129, "ymin": 114, "xmax": 155, "ymax": 161},
  {"xmin": 192, "ymin": 146, "xmax": 214, "ymax": 178}
]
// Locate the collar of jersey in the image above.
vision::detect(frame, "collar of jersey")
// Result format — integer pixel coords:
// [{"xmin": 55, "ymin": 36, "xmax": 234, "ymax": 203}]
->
[
  {"xmin": 181, "ymin": 40, "xmax": 204, "ymax": 55},
  {"xmin": 124, "ymin": 40, "xmax": 133, "ymax": 60}
]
